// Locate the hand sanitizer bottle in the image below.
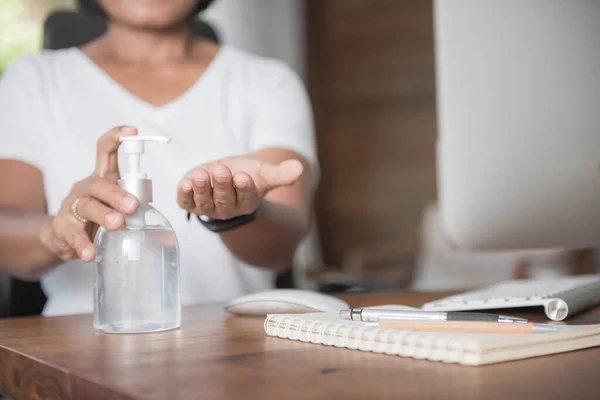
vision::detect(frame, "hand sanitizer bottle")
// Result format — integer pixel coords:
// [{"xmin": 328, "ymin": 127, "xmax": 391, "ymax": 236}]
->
[{"xmin": 93, "ymin": 136, "xmax": 181, "ymax": 333}]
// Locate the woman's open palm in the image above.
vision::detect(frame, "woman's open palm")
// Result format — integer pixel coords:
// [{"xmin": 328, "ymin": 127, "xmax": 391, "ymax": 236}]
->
[{"xmin": 177, "ymin": 156, "xmax": 303, "ymax": 220}]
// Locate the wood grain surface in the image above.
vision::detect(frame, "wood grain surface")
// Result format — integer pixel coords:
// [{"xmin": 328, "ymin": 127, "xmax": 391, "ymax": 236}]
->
[
  {"xmin": 307, "ymin": 0, "xmax": 438, "ymax": 265},
  {"xmin": 1, "ymin": 291, "xmax": 600, "ymax": 400}
]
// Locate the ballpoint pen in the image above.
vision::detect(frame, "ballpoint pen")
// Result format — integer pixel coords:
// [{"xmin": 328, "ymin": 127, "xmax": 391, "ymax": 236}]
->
[
  {"xmin": 367, "ymin": 320, "xmax": 556, "ymax": 334},
  {"xmin": 339, "ymin": 308, "xmax": 528, "ymax": 323}
]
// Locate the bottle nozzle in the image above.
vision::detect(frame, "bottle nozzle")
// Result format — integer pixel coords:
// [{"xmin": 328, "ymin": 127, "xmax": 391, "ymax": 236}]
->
[
  {"xmin": 119, "ymin": 135, "xmax": 171, "ymax": 203},
  {"xmin": 120, "ymin": 136, "xmax": 171, "ymax": 144},
  {"xmin": 119, "ymin": 135, "xmax": 171, "ymax": 180}
]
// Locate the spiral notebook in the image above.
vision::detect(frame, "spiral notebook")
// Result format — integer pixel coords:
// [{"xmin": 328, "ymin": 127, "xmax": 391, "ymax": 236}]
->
[{"xmin": 264, "ymin": 306, "xmax": 600, "ymax": 366}]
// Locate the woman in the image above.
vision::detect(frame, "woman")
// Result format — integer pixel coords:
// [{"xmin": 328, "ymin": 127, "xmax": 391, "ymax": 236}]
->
[{"xmin": 0, "ymin": 0, "xmax": 317, "ymax": 316}]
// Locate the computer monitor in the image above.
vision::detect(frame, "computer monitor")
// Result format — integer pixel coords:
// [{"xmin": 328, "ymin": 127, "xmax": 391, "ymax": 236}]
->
[{"xmin": 434, "ymin": 0, "xmax": 600, "ymax": 251}]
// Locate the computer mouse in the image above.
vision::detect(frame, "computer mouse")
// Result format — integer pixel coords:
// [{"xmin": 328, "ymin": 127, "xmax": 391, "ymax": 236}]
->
[{"xmin": 225, "ymin": 289, "xmax": 349, "ymax": 316}]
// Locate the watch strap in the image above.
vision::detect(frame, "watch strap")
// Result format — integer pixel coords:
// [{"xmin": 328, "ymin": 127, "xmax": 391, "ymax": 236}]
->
[{"xmin": 187, "ymin": 208, "xmax": 258, "ymax": 233}]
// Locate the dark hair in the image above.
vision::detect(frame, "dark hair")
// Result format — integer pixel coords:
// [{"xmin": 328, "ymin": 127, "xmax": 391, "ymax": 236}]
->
[{"xmin": 77, "ymin": 0, "xmax": 214, "ymax": 18}]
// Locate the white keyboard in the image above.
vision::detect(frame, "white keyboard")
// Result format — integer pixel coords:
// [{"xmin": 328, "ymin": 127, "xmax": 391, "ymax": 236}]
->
[{"xmin": 421, "ymin": 275, "xmax": 600, "ymax": 321}]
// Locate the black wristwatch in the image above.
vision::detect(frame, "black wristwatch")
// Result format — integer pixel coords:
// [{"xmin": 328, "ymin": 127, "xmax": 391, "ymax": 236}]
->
[{"xmin": 187, "ymin": 208, "xmax": 259, "ymax": 233}]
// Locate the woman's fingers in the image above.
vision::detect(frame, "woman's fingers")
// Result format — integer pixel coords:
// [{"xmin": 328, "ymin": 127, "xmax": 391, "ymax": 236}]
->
[
  {"xmin": 95, "ymin": 126, "xmax": 137, "ymax": 179},
  {"xmin": 177, "ymin": 178, "xmax": 196, "ymax": 211},
  {"xmin": 233, "ymin": 172, "xmax": 260, "ymax": 214},
  {"xmin": 180, "ymin": 160, "xmax": 296, "ymax": 219},
  {"xmin": 40, "ymin": 222, "xmax": 76, "ymax": 261},
  {"xmin": 42, "ymin": 125, "xmax": 139, "ymax": 264},
  {"xmin": 87, "ymin": 178, "xmax": 138, "ymax": 214},
  {"xmin": 191, "ymin": 169, "xmax": 214, "ymax": 215},
  {"xmin": 47, "ymin": 174, "xmax": 137, "ymax": 263},
  {"xmin": 74, "ymin": 196, "xmax": 124, "ymax": 230},
  {"xmin": 61, "ymin": 221, "xmax": 95, "ymax": 262},
  {"xmin": 47, "ymin": 217, "xmax": 93, "ymax": 262},
  {"xmin": 211, "ymin": 164, "xmax": 236, "ymax": 218}
]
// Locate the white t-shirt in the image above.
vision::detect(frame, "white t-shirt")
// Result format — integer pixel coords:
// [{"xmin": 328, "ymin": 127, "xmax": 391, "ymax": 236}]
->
[{"xmin": 0, "ymin": 46, "xmax": 318, "ymax": 316}]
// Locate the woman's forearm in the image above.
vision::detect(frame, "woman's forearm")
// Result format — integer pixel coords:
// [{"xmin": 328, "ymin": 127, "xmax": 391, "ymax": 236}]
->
[
  {"xmin": 218, "ymin": 200, "xmax": 309, "ymax": 270},
  {"xmin": 0, "ymin": 209, "xmax": 60, "ymax": 279}
]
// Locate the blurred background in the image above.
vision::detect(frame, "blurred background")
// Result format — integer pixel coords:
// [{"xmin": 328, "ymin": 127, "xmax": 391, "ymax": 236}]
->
[{"xmin": 0, "ymin": 0, "xmax": 598, "ymax": 312}]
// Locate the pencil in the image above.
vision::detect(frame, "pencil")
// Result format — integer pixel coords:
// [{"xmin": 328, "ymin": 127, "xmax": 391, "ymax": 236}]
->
[{"xmin": 371, "ymin": 320, "xmax": 557, "ymax": 334}]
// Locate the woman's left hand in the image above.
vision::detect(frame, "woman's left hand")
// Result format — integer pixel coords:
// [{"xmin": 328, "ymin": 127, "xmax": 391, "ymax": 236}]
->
[{"xmin": 177, "ymin": 156, "xmax": 303, "ymax": 220}]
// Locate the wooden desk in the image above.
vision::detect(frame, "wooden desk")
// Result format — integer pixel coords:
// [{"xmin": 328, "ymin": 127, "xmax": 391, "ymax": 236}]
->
[{"xmin": 1, "ymin": 291, "xmax": 600, "ymax": 400}]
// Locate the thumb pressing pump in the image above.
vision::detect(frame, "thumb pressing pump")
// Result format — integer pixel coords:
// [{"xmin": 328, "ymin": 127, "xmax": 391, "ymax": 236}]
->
[{"xmin": 93, "ymin": 135, "xmax": 181, "ymax": 334}]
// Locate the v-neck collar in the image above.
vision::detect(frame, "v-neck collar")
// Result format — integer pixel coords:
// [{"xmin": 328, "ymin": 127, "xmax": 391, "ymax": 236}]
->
[{"xmin": 71, "ymin": 46, "xmax": 226, "ymax": 121}]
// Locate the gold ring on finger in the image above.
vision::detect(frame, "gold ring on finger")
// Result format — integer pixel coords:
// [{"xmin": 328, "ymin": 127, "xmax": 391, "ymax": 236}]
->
[{"xmin": 71, "ymin": 198, "xmax": 88, "ymax": 223}]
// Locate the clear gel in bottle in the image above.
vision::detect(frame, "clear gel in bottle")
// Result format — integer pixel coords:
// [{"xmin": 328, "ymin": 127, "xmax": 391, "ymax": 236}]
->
[{"xmin": 93, "ymin": 136, "xmax": 181, "ymax": 333}]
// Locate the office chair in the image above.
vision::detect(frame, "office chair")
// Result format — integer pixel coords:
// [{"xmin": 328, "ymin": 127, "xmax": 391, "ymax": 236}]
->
[
  {"xmin": 0, "ymin": 9, "xmax": 221, "ymax": 319},
  {"xmin": 43, "ymin": 9, "xmax": 219, "ymax": 50}
]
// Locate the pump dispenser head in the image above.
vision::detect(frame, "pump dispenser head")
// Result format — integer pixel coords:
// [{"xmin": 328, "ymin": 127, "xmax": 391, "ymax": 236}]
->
[{"xmin": 119, "ymin": 136, "xmax": 171, "ymax": 203}]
